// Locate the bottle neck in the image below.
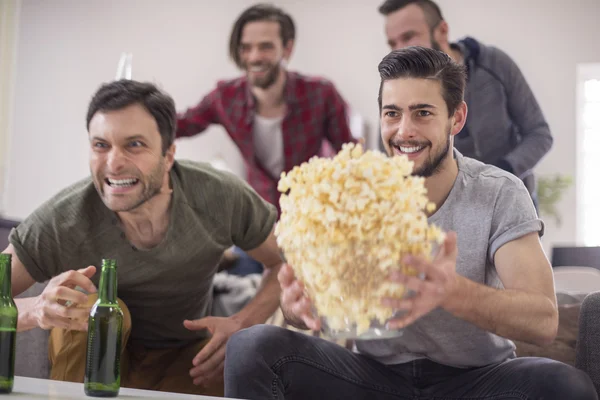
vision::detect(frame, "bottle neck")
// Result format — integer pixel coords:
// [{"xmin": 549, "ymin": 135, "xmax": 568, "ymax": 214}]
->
[
  {"xmin": 98, "ymin": 266, "xmax": 117, "ymax": 304},
  {"xmin": 0, "ymin": 256, "xmax": 11, "ymax": 299}
]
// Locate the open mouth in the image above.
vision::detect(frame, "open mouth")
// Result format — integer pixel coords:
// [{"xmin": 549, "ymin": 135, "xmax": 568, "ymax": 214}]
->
[
  {"xmin": 392, "ymin": 144, "xmax": 427, "ymax": 157},
  {"xmin": 104, "ymin": 177, "xmax": 139, "ymax": 188}
]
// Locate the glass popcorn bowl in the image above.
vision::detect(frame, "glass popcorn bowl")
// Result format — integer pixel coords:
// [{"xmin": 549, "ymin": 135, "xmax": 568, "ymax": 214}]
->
[{"xmin": 282, "ymin": 239, "xmax": 441, "ymax": 341}]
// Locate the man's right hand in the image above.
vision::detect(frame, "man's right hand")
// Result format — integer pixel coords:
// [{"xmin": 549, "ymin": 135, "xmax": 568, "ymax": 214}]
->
[
  {"xmin": 34, "ymin": 266, "xmax": 97, "ymax": 331},
  {"xmin": 278, "ymin": 263, "xmax": 321, "ymax": 331}
]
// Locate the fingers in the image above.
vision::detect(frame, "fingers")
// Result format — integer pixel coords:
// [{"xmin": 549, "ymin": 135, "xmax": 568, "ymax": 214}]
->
[
  {"xmin": 183, "ymin": 317, "xmax": 213, "ymax": 333},
  {"xmin": 203, "ymin": 359, "xmax": 225, "ymax": 386},
  {"xmin": 190, "ymin": 344, "xmax": 226, "ymax": 381},
  {"xmin": 53, "ymin": 286, "xmax": 89, "ymax": 305},
  {"xmin": 54, "ymin": 269, "xmax": 97, "ymax": 294},
  {"xmin": 38, "ymin": 302, "xmax": 89, "ymax": 331},
  {"xmin": 193, "ymin": 334, "xmax": 226, "ymax": 367},
  {"xmin": 277, "ymin": 263, "xmax": 296, "ymax": 287},
  {"xmin": 280, "ymin": 280, "xmax": 304, "ymax": 307},
  {"xmin": 443, "ymin": 231, "xmax": 458, "ymax": 258}
]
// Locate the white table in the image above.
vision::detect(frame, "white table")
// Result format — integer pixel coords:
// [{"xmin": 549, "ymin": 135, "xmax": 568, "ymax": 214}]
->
[{"xmin": 3, "ymin": 376, "xmax": 241, "ymax": 399}]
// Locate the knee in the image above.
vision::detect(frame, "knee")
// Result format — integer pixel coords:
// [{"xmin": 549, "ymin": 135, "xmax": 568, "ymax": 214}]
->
[
  {"xmin": 225, "ymin": 325, "xmax": 294, "ymax": 375},
  {"xmin": 87, "ymin": 294, "xmax": 131, "ymax": 339},
  {"xmin": 528, "ymin": 359, "xmax": 597, "ymax": 399},
  {"xmin": 226, "ymin": 324, "xmax": 283, "ymax": 360}
]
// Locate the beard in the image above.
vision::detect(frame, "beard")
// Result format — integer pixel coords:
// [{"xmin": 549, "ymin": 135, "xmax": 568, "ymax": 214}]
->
[
  {"xmin": 94, "ymin": 160, "xmax": 165, "ymax": 212},
  {"xmin": 412, "ymin": 131, "xmax": 451, "ymax": 177},
  {"xmin": 245, "ymin": 60, "xmax": 281, "ymax": 89},
  {"xmin": 388, "ymin": 125, "xmax": 452, "ymax": 178}
]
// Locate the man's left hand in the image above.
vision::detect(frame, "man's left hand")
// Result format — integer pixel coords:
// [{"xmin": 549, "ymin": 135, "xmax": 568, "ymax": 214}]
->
[
  {"xmin": 383, "ymin": 232, "xmax": 459, "ymax": 329},
  {"xmin": 183, "ymin": 316, "xmax": 244, "ymax": 386}
]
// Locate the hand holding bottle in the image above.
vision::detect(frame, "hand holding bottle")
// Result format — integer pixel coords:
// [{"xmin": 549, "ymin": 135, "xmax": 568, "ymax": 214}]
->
[{"xmin": 34, "ymin": 266, "xmax": 97, "ymax": 331}]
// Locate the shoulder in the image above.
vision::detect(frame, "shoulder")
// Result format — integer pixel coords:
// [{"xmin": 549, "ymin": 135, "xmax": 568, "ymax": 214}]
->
[
  {"xmin": 172, "ymin": 160, "xmax": 253, "ymax": 209},
  {"xmin": 12, "ymin": 177, "xmax": 103, "ymax": 243},
  {"xmin": 289, "ymin": 71, "xmax": 339, "ymax": 93},
  {"xmin": 457, "ymin": 153, "xmax": 532, "ymax": 215},
  {"xmin": 465, "ymin": 38, "xmax": 520, "ymax": 77},
  {"xmin": 211, "ymin": 76, "xmax": 248, "ymax": 98},
  {"xmin": 459, "ymin": 153, "xmax": 525, "ymax": 192}
]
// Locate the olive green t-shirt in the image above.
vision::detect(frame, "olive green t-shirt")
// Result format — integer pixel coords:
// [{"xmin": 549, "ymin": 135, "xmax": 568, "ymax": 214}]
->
[{"xmin": 10, "ymin": 160, "xmax": 278, "ymax": 347}]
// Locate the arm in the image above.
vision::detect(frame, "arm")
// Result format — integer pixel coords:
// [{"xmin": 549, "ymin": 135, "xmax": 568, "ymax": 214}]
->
[
  {"xmin": 386, "ymin": 232, "xmax": 558, "ymax": 347},
  {"xmin": 443, "ymin": 232, "xmax": 558, "ymax": 346},
  {"xmin": 491, "ymin": 48, "xmax": 553, "ymax": 177},
  {"xmin": 5, "ymin": 244, "xmax": 97, "ymax": 332},
  {"xmin": 230, "ymin": 228, "xmax": 283, "ymax": 328},
  {"xmin": 323, "ymin": 82, "xmax": 357, "ymax": 150},
  {"xmin": 175, "ymin": 88, "xmax": 220, "ymax": 139}
]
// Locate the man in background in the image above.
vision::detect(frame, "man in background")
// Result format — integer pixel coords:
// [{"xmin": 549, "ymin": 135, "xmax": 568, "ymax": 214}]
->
[
  {"xmin": 177, "ymin": 3, "xmax": 356, "ymax": 275},
  {"xmin": 378, "ymin": 0, "xmax": 553, "ymax": 206}
]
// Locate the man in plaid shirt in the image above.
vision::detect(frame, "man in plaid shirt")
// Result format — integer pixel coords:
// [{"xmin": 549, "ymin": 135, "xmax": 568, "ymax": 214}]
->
[{"xmin": 176, "ymin": 3, "xmax": 356, "ymax": 211}]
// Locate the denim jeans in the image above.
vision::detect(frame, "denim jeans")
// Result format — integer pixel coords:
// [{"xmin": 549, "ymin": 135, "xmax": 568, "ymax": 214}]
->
[{"xmin": 224, "ymin": 325, "xmax": 597, "ymax": 400}]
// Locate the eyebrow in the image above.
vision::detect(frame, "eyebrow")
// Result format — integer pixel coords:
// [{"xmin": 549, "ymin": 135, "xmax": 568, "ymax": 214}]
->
[
  {"xmin": 381, "ymin": 103, "xmax": 436, "ymax": 112},
  {"xmin": 89, "ymin": 135, "xmax": 147, "ymax": 142}
]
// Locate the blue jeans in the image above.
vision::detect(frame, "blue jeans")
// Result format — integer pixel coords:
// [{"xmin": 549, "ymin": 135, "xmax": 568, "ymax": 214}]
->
[{"xmin": 224, "ymin": 325, "xmax": 597, "ymax": 400}]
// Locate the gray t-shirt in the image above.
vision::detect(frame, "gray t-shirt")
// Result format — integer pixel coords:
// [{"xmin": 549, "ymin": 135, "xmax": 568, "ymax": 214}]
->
[
  {"xmin": 10, "ymin": 160, "xmax": 278, "ymax": 348},
  {"xmin": 355, "ymin": 150, "xmax": 543, "ymax": 368}
]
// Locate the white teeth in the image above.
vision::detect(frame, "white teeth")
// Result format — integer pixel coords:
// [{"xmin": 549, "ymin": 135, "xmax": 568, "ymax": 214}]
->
[
  {"xmin": 250, "ymin": 66, "xmax": 266, "ymax": 72},
  {"xmin": 399, "ymin": 146, "xmax": 424, "ymax": 154},
  {"xmin": 107, "ymin": 178, "xmax": 137, "ymax": 187}
]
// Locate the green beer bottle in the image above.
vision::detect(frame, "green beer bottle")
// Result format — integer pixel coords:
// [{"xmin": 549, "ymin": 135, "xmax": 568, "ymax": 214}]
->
[
  {"xmin": 84, "ymin": 259, "xmax": 123, "ymax": 397},
  {"xmin": 0, "ymin": 253, "xmax": 17, "ymax": 394}
]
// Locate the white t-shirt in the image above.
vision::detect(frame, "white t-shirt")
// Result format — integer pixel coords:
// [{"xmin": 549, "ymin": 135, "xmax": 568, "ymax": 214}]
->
[{"xmin": 253, "ymin": 114, "xmax": 284, "ymax": 178}]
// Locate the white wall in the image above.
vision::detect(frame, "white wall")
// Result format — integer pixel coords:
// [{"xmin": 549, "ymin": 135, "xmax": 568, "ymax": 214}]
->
[{"xmin": 4, "ymin": 0, "xmax": 600, "ymax": 252}]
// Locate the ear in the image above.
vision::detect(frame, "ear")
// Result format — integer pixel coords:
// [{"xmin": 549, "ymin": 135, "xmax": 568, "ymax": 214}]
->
[
  {"xmin": 164, "ymin": 143, "xmax": 176, "ymax": 171},
  {"xmin": 450, "ymin": 101, "xmax": 468, "ymax": 137},
  {"xmin": 433, "ymin": 20, "xmax": 450, "ymax": 45},
  {"xmin": 283, "ymin": 38, "xmax": 294, "ymax": 60}
]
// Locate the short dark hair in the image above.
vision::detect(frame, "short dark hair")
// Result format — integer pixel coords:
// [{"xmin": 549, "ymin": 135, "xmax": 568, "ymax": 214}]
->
[
  {"xmin": 229, "ymin": 3, "xmax": 296, "ymax": 68},
  {"xmin": 377, "ymin": 46, "xmax": 466, "ymax": 116},
  {"xmin": 86, "ymin": 80, "xmax": 176, "ymax": 155},
  {"xmin": 378, "ymin": 0, "xmax": 444, "ymax": 30}
]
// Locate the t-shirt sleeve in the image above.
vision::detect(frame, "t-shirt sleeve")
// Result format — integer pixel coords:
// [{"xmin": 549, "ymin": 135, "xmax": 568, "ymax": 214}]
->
[
  {"xmin": 488, "ymin": 177, "xmax": 544, "ymax": 262},
  {"xmin": 223, "ymin": 174, "xmax": 278, "ymax": 251},
  {"xmin": 9, "ymin": 206, "xmax": 71, "ymax": 283}
]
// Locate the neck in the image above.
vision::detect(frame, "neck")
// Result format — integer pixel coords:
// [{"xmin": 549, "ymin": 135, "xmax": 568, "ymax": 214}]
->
[
  {"xmin": 252, "ymin": 68, "xmax": 287, "ymax": 113},
  {"xmin": 443, "ymin": 43, "xmax": 464, "ymax": 65},
  {"xmin": 98, "ymin": 261, "xmax": 117, "ymax": 303},
  {"xmin": 424, "ymin": 151, "xmax": 459, "ymax": 213},
  {"xmin": 116, "ymin": 175, "xmax": 173, "ymax": 249},
  {"xmin": 0, "ymin": 255, "xmax": 11, "ymax": 298}
]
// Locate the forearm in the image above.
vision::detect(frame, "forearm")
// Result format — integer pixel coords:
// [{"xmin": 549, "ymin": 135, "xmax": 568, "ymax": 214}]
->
[
  {"xmin": 15, "ymin": 297, "xmax": 39, "ymax": 332},
  {"xmin": 231, "ymin": 263, "xmax": 282, "ymax": 328},
  {"xmin": 443, "ymin": 275, "xmax": 558, "ymax": 346},
  {"xmin": 504, "ymin": 126, "xmax": 553, "ymax": 177}
]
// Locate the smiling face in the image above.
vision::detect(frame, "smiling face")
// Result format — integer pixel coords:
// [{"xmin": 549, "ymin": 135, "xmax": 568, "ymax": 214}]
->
[
  {"xmin": 384, "ymin": 4, "xmax": 440, "ymax": 51},
  {"xmin": 88, "ymin": 103, "xmax": 174, "ymax": 212},
  {"xmin": 380, "ymin": 77, "xmax": 466, "ymax": 177},
  {"xmin": 238, "ymin": 20, "xmax": 293, "ymax": 89}
]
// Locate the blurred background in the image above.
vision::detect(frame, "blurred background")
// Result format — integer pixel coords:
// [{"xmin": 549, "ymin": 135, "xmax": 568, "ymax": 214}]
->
[{"xmin": 0, "ymin": 0, "xmax": 599, "ymax": 255}]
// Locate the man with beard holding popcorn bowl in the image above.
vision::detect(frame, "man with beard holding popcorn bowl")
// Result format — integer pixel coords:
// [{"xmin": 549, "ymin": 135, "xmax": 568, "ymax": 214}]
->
[{"xmin": 223, "ymin": 46, "xmax": 597, "ymax": 400}]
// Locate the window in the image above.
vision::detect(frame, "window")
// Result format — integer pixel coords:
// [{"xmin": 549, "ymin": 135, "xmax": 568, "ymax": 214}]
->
[{"xmin": 577, "ymin": 64, "xmax": 600, "ymax": 246}]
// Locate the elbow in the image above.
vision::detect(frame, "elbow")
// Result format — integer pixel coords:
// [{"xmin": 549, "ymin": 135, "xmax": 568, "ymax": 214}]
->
[{"xmin": 534, "ymin": 308, "xmax": 559, "ymax": 347}]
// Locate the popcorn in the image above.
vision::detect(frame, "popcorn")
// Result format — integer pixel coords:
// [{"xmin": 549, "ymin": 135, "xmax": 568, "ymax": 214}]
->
[{"xmin": 275, "ymin": 143, "xmax": 445, "ymax": 336}]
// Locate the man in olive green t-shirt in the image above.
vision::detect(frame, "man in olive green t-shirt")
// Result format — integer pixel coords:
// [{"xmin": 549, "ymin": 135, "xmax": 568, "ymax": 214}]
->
[{"xmin": 3, "ymin": 80, "xmax": 283, "ymax": 396}]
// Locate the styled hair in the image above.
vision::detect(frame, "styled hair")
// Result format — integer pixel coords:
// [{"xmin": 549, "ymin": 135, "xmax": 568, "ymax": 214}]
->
[
  {"xmin": 86, "ymin": 80, "xmax": 176, "ymax": 155},
  {"xmin": 229, "ymin": 3, "xmax": 296, "ymax": 68},
  {"xmin": 377, "ymin": 46, "xmax": 466, "ymax": 116},
  {"xmin": 378, "ymin": 0, "xmax": 444, "ymax": 29}
]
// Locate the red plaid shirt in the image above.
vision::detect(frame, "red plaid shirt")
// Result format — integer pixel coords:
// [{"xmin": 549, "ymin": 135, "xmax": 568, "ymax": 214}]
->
[{"xmin": 176, "ymin": 71, "xmax": 356, "ymax": 210}]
